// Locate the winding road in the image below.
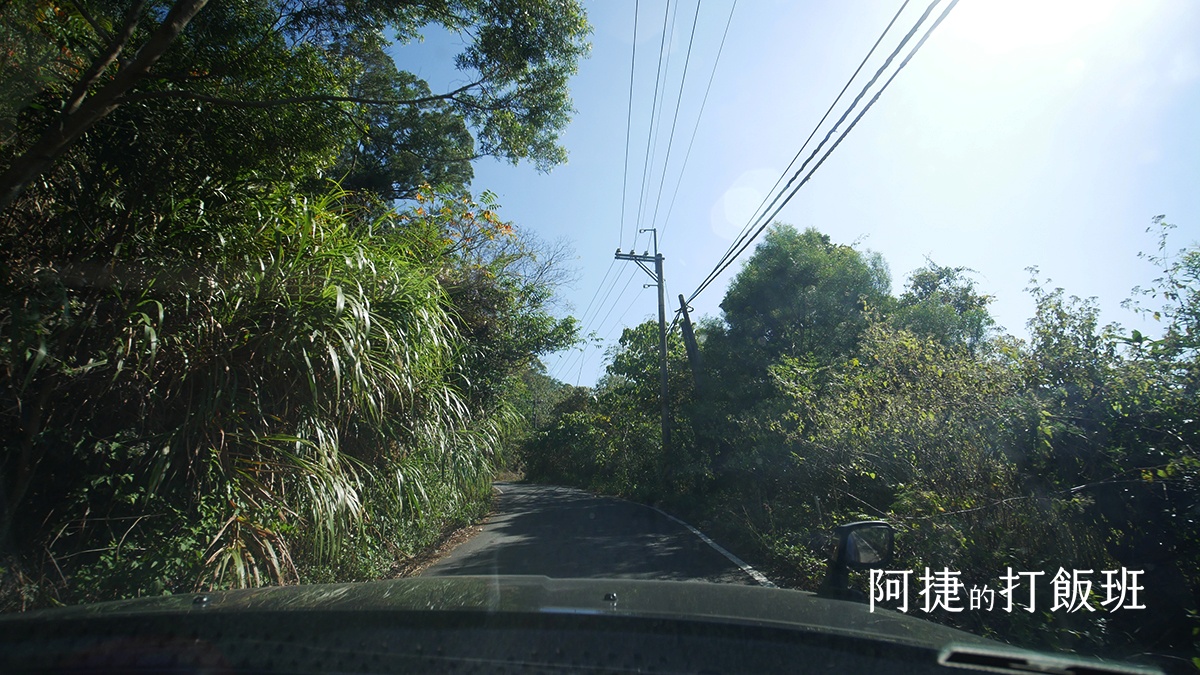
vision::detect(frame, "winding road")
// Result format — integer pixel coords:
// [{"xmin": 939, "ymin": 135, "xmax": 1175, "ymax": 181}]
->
[{"xmin": 423, "ymin": 483, "xmax": 766, "ymax": 585}]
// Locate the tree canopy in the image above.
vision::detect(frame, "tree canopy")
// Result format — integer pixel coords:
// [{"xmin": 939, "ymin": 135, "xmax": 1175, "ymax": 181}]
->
[{"xmin": 0, "ymin": 0, "xmax": 591, "ymax": 211}]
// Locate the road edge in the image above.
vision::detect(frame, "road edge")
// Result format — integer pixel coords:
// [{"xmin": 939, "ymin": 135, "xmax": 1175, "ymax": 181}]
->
[
  {"xmin": 426, "ymin": 482, "xmax": 775, "ymax": 587},
  {"xmin": 645, "ymin": 504, "xmax": 776, "ymax": 588}
]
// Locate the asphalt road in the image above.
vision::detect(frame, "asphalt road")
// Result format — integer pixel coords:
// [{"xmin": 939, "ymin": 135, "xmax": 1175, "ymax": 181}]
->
[{"xmin": 422, "ymin": 483, "xmax": 758, "ymax": 585}]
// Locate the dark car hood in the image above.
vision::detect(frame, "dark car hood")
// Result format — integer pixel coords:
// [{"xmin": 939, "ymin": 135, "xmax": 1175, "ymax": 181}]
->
[
  {"xmin": 7, "ymin": 575, "xmax": 991, "ymax": 650},
  {"xmin": 2, "ymin": 577, "xmax": 1163, "ymax": 674}
]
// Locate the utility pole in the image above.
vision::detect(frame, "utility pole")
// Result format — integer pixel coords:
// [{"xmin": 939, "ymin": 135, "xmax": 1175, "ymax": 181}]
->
[
  {"xmin": 677, "ymin": 294, "xmax": 703, "ymax": 396},
  {"xmin": 615, "ymin": 228, "xmax": 670, "ymax": 457}
]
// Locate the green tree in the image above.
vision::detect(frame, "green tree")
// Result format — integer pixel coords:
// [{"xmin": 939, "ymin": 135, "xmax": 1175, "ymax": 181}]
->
[
  {"xmin": 0, "ymin": 0, "xmax": 590, "ymax": 609},
  {"xmin": 702, "ymin": 225, "xmax": 891, "ymax": 417},
  {"xmin": 521, "ymin": 321, "xmax": 697, "ymax": 500},
  {"xmin": 1014, "ymin": 252, "xmax": 1199, "ymax": 654},
  {"xmin": 0, "ymin": 0, "xmax": 591, "ymax": 211},
  {"xmin": 500, "ymin": 360, "xmax": 575, "ymax": 468},
  {"xmin": 516, "ymin": 219, "xmax": 1200, "ymax": 663},
  {"xmin": 1, "ymin": 182, "xmax": 578, "ymax": 602},
  {"xmin": 696, "ymin": 225, "xmax": 890, "ymax": 501},
  {"xmin": 893, "ymin": 262, "xmax": 994, "ymax": 353},
  {"xmin": 716, "ymin": 225, "xmax": 890, "ymax": 366}
]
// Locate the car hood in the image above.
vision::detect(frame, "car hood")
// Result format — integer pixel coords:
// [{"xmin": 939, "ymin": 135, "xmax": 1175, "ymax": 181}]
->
[
  {"xmin": 3, "ymin": 577, "xmax": 1164, "ymax": 674},
  {"xmin": 7, "ymin": 575, "xmax": 991, "ymax": 651}
]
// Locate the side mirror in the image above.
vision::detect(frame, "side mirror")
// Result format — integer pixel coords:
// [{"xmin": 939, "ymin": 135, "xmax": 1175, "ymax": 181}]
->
[
  {"xmin": 819, "ymin": 521, "xmax": 895, "ymax": 601},
  {"xmin": 835, "ymin": 521, "xmax": 894, "ymax": 569}
]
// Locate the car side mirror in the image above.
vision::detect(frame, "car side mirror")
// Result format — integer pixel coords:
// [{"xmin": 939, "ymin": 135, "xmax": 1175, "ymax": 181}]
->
[
  {"xmin": 819, "ymin": 521, "xmax": 895, "ymax": 601},
  {"xmin": 835, "ymin": 521, "xmax": 894, "ymax": 569}
]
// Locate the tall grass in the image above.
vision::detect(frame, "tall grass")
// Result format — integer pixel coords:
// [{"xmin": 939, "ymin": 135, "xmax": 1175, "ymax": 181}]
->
[{"xmin": 2, "ymin": 184, "xmax": 520, "ymax": 600}]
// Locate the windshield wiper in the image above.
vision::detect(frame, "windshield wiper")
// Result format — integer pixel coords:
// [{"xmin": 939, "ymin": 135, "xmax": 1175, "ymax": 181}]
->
[{"xmin": 939, "ymin": 643, "xmax": 1161, "ymax": 675}]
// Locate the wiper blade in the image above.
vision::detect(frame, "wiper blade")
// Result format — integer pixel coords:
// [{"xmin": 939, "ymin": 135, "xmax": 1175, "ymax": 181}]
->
[{"xmin": 939, "ymin": 643, "xmax": 1161, "ymax": 675}]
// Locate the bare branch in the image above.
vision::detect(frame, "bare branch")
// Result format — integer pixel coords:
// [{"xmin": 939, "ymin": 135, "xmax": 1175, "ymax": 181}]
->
[
  {"xmin": 121, "ymin": 80, "xmax": 485, "ymax": 109},
  {"xmin": 0, "ymin": 0, "xmax": 209, "ymax": 212},
  {"xmin": 66, "ymin": 0, "xmax": 115, "ymax": 44},
  {"xmin": 64, "ymin": 0, "xmax": 148, "ymax": 115}
]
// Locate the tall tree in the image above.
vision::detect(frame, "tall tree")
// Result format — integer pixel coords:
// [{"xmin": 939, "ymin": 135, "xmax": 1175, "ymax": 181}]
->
[
  {"xmin": 704, "ymin": 225, "xmax": 890, "ymax": 409},
  {"xmin": 0, "ymin": 0, "xmax": 209, "ymax": 211},
  {"xmin": 718, "ymin": 226, "xmax": 890, "ymax": 363},
  {"xmin": 893, "ymin": 262, "xmax": 995, "ymax": 353},
  {"xmin": 0, "ymin": 0, "xmax": 591, "ymax": 211}
]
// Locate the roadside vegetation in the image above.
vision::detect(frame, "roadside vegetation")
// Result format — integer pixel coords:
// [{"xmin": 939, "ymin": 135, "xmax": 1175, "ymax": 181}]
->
[
  {"xmin": 0, "ymin": 0, "xmax": 587, "ymax": 607},
  {"xmin": 520, "ymin": 223, "xmax": 1200, "ymax": 664},
  {"xmin": 3, "ymin": 1, "xmax": 1196, "ymax": 669}
]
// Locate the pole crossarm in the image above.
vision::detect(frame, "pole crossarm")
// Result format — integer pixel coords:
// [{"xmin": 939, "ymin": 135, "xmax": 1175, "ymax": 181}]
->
[{"xmin": 615, "ymin": 251, "xmax": 660, "ymax": 281}]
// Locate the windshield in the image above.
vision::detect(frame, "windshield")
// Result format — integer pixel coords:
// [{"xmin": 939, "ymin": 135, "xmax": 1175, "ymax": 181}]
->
[{"xmin": 1, "ymin": 0, "xmax": 1196, "ymax": 672}]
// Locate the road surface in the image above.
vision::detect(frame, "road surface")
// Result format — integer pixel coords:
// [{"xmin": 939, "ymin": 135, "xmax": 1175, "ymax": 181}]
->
[{"xmin": 423, "ymin": 483, "xmax": 760, "ymax": 584}]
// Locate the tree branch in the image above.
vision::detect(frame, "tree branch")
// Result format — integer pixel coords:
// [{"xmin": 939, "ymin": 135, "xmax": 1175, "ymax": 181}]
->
[
  {"xmin": 402, "ymin": 149, "xmax": 484, "ymax": 163},
  {"xmin": 66, "ymin": 0, "xmax": 114, "ymax": 45},
  {"xmin": 63, "ymin": 0, "xmax": 148, "ymax": 116},
  {"xmin": 0, "ymin": 0, "xmax": 210, "ymax": 212},
  {"xmin": 121, "ymin": 80, "xmax": 485, "ymax": 109}
]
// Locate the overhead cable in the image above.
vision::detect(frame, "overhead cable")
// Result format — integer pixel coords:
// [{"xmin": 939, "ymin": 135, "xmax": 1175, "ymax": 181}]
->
[
  {"xmin": 577, "ymin": 283, "xmax": 650, "ymax": 383},
  {"xmin": 618, "ymin": 0, "xmax": 641, "ymax": 250},
  {"xmin": 575, "ymin": 259, "xmax": 616, "ymax": 327},
  {"xmin": 646, "ymin": 0, "xmax": 704, "ymax": 236},
  {"xmin": 550, "ymin": 261, "xmax": 622, "ymax": 381},
  {"xmin": 567, "ymin": 267, "xmax": 642, "ymax": 382},
  {"xmin": 714, "ymin": 0, "xmax": 912, "ymax": 262},
  {"xmin": 631, "ymin": 0, "xmax": 676, "ymax": 253},
  {"xmin": 688, "ymin": 0, "xmax": 958, "ymax": 304},
  {"xmin": 659, "ymin": 0, "xmax": 738, "ymax": 244},
  {"xmin": 555, "ymin": 265, "xmax": 638, "ymax": 380}
]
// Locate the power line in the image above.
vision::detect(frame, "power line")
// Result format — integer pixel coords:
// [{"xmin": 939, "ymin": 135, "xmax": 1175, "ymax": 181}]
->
[
  {"xmin": 646, "ymin": 0, "xmax": 704, "ymax": 236},
  {"xmin": 551, "ymin": 262, "xmax": 624, "ymax": 381},
  {"xmin": 688, "ymin": 0, "xmax": 958, "ymax": 304},
  {"xmin": 554, "ymin": 265, "xmax": 638, "ymax": 380},
  {"xmin": 693, "ymin": 0, "xmax": 960, "ymax": 303},
  {"xmin": 659, "ymin": 0, "xmax": 738, "ymax": 245},
  {"xmin": 577, "ymin": 284, "xmax": 650, "ymax": 383},
  {"xmin": 562, "ymin": 1, "xmax": 646, "ymax": 383},
  {"xmin": 549, "ymin": 259, "xmax": 617, "ymax": 380},
  {"xmin": 631, "ymin": 0, "xmax": 676, "ymax": 253},
  {"xmin": 618, "ymin": 0, "xmax": 641, "ymax": 250},
  {"xmin": 572, "ymin": 1, "xmax": 706, "ymax": 386},
  {"xmin": 615, "ymin": 285, "xmax": 654, "ymax": 335},
  {"xmin": 574, "ymin": 259, "xmax": 616, "ymax": 330},
  {"xmin": 700, "ymin": 0, "xmax": 912, "ymax": 290},
  {"xmin": 565, "ymin": 0, "xmax": 944, "ymax": 384},
  {"xmin": 566, "ymin": 268, "xmax": 642, "ymax": 383},
  {"xmin": 591, "ymin": 268, "xmax": 641, "ymax": 349}
]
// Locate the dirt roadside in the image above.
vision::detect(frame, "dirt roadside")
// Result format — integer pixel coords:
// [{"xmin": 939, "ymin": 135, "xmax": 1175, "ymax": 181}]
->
[{"xmin": 386, "ymin": 486, "xmax": 499, "ymax": 578}]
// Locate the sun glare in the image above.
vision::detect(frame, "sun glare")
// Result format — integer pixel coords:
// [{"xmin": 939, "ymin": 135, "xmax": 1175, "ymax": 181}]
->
[{"xmin": 942, "ymin": 0, "xmax": 1123, "ymax": 58}]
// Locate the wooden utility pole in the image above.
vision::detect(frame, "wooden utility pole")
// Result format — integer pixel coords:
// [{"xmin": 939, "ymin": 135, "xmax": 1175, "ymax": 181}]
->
[
  {"xmin": 615, "ymin": 228, "xmax": 670, "ymax": 455},
  {"xmin": 678, "ymin": 294, "xmax": 703, "ymax": 395}
]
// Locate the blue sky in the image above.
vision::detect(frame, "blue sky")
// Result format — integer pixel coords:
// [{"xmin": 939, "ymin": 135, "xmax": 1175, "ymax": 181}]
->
[{"xmin": 394, "ymin": 0, "xmax": 1200, "ymax": 386}]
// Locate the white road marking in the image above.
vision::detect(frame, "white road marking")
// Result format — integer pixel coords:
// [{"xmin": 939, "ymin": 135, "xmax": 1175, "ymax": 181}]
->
[
  {"xmin": 496, "ymin": 483, "xmax": 774, "ymax": 587},
  {"xmin": 648, "ymin": 505, "xmax": 776, "ymax": 588}
]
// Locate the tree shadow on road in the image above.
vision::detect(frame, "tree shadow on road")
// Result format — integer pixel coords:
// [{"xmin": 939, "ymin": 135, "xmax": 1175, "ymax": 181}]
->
[{"xmin": 424, "ymin": 484, "xmax": 752, "ymax": 584}]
